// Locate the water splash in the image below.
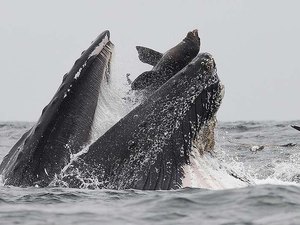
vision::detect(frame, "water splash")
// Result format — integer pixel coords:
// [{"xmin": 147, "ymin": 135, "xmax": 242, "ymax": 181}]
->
[
  {"xmin": 89, "ymin": 81, "xmax": 131, "ymax": 142},
  {"xmin": 182, "ymin": 147, "xmax": 248, "ymax": 190},
  {"xmin": 217, "ymin": 121, "xmax": 300, "ymax": 188}
]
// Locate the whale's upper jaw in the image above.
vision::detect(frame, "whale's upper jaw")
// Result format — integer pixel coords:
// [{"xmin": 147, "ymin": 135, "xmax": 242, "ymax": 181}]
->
[
  {"xmin": 0, "ymin": 31, "xmax": 114, "ymax": 187},
  {"xmin": 129, "ymin": 53, "xmax": 223, "ymax": 190}
]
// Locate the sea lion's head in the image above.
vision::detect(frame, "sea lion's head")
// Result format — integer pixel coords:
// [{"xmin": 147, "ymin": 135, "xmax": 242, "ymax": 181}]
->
[{"xmin": 184, "ymin": 29, "xmax": 200, "ymax": 48}]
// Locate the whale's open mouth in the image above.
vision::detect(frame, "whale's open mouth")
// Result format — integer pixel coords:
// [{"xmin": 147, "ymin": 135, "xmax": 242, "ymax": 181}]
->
[{"xmin": 0, "ymin": 31, "xmax": 225, "ymax": 190}]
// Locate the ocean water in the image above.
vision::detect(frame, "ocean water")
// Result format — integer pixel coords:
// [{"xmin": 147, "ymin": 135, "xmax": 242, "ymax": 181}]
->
[{"xmin": 1, "ymin": 121, "xmax": 300, "ymax": 225}]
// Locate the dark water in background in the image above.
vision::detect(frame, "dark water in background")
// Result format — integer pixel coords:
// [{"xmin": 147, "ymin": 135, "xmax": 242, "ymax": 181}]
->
[{"xmin": 0, "ymin": 121, "xmax": 300, "ymax": 225}]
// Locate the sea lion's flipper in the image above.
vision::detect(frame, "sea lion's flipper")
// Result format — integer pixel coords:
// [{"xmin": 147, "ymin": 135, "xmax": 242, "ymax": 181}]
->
[
  {"xmin": 131, "ymin": 71, "xmax": 159, "ymax": 90},
  {"xmin": 136, "ymin": 46, "xmax": 163, "ymax": 66},
  {"xmin": 291, "ymin": 125, "xmax": 300, "ymax": 132}
]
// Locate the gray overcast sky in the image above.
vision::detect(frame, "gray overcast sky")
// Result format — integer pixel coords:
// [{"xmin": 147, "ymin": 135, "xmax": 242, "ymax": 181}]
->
[{"xmin": 0, "ymin": 0, "xmax": 299, "ymax": 121}]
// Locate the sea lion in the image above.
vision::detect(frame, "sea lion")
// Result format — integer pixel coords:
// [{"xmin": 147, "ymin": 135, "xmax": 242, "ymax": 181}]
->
[{"xmin": 131, "ymin": 29, "xmax": 200, "ymax": 92}]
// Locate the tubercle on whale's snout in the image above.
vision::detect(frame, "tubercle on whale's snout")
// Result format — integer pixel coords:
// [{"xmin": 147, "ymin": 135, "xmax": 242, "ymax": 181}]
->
[{"xmin": 188, "ymin": 53, "xmax": 216, "ymax": 76}]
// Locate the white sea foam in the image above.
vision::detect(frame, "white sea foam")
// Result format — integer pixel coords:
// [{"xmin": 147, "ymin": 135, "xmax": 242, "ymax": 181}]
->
[
  {"xmin": 253, "ymin": 177, "xmax": 300, "ymax": 187},
  {"xmin": 0, "ymin": 175, "xmax": 4, "ymax": 186},
  {"xmin": 252, "ymin": 152, "xmax": 300, "ymax": 186},
  {"xmin": 182, "ymin": 147, "xmax": 249, "ymax": 190}
]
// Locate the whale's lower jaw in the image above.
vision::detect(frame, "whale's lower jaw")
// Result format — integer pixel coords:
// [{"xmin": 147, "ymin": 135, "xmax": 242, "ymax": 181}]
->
[{"xmin": 0, "ymin": 31, "xmax": 114, "ymax": 187}]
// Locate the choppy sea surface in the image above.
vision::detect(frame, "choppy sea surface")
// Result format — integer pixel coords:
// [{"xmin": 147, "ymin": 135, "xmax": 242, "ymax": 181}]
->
[{"xmin": 0, "ymin": 120, "xmax": 300, "ymax": 225}]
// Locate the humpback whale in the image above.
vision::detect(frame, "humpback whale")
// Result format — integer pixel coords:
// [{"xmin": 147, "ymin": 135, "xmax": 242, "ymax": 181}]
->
[
  {"xmin": 0, "ymin": 30, "xmax": 234, "ymax": 190},
  {"xmin": 131, "ymin": 29, "xmax": 200, "ymax": 93},
  {"xmin": 291, "ymin": 125, "xmax": 300, "ymax": 132},
  {"xmin": 0, "ymin": 31, "xmax": 114, "ymax": 187},
  {"xmin": 61, "ymin": 52, "xmax": 224, "ymax": 189}
]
